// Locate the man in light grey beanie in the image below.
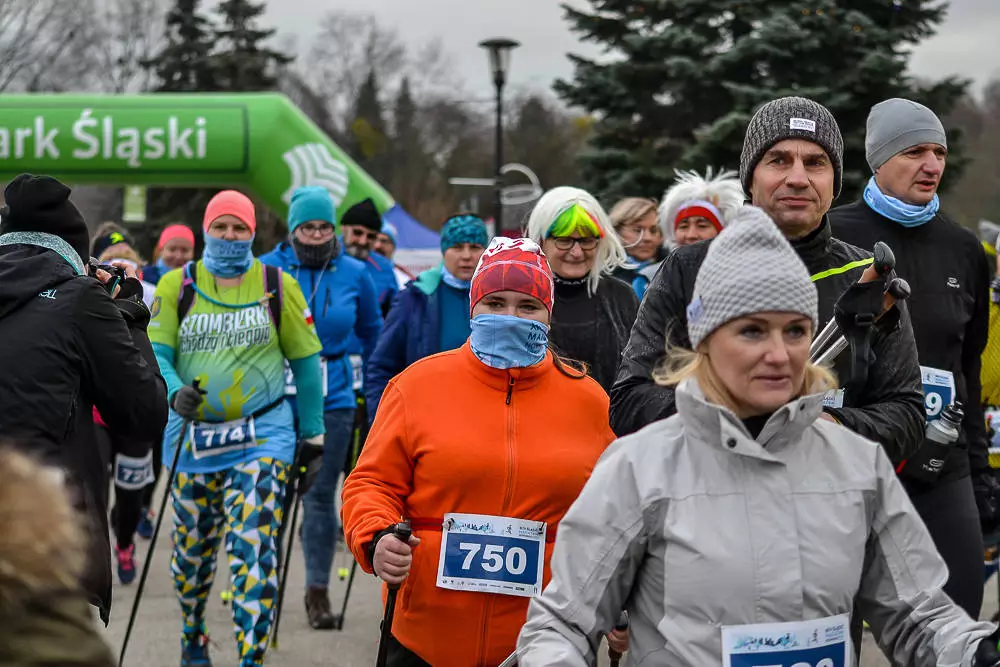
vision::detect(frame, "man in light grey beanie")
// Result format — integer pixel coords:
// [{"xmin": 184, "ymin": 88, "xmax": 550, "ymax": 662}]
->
[
  {"xmin": 687, "ymin": 205, "xmax": 817, "ymax": 349},
  {"xmin": 830, "ymin": 98, "xmax": 993, "ymax": 620}
]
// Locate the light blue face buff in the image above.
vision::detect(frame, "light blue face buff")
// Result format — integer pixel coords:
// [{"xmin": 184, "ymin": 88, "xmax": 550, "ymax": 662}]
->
[
  {"xmin": 469, "ymin": 313, "xmax": 550, "ymax": 370},
  {"xmin": 202, "ymin": 234, "xmax": 254, "ymax": 277},
  {"xmin": 863, "ymin": 175, "xmax": 940, "ymax": 227}
]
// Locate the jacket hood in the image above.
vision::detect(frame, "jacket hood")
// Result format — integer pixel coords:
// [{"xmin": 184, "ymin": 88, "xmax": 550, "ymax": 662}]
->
[
  {"xmin": 675, "ymin": 377, "xmax": 825, "ymax": 459},
  {"xmin": 0, "ymin": 448, "xmax": 86, "ymax": 606},
  {"xmin": 0, "ymin": 242, "xmax": 83, "ymax": 319},
  {"xmin": 413, "ymin": 263, "xmax": 444, "ymax": 296}
]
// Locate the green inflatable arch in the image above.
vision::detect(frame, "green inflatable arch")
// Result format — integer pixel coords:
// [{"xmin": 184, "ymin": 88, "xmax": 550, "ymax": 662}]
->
[{"xmin": 0, "ymin": 93, "xmax": 393, "ymax": 218}]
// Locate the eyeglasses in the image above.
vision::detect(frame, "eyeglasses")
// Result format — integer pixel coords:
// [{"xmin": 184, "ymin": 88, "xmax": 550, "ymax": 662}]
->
[
  {"xmin": 299, "ymin": 222, "xmax": 336, "ymax": 238},
  {"xmin": 551, "ymin": 236, "xmax": 600, "ymax": 251}
]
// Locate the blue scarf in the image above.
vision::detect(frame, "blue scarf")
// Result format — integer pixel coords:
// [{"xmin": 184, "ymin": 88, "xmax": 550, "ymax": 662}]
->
[
  {"xmin": 203, "ymin": 235, "xmax": 254, "ymax": 277},
  {"xmin": 863, "ymin": 176, "xmax": 939, "ymax": 227},
  {"xmin": 441, "ymin": 265, "xmax": 471, "ymax": 290}
]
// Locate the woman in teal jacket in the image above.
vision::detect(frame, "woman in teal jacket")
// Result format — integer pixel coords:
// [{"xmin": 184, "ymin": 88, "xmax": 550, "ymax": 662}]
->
[{"xmin": 259, "ymin": 186, "xmax": 382, "ymax": 630}]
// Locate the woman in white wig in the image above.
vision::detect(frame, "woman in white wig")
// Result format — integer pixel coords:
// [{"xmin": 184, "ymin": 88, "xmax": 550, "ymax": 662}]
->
[
  {"xmin": 525, "ymin": 186, "xmax": 637, "ymax": 392},
  {"xmin": 659, "ymin": 167, "xmax": 744, "ymax": 248}
]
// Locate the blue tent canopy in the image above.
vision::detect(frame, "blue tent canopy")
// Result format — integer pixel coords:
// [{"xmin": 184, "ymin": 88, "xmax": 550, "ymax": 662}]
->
[{"xmin": 383, "ymin": 204, "xmax": 440, "ymax": 250}]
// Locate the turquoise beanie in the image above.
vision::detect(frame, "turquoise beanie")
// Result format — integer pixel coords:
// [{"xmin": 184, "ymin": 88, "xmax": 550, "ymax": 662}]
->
[{"xmin": 288, "ymin": 186, "xmax": 337, "ymax": 232}]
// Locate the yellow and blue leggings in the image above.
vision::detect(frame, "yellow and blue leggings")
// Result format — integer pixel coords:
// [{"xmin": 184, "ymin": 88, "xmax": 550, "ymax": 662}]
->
[{"xmin": 170, "ymin": 457, "xmax": 288, "ymax": 666}]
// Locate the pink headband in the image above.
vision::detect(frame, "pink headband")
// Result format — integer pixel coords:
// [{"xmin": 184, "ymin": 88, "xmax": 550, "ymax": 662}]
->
[
  {"xmin": 158, "ymin": 224, "xmax": 195, "ymax": 250},
  {"xmin": 675, "ymin": 199, "xmax": 723, "ymax": 231}
]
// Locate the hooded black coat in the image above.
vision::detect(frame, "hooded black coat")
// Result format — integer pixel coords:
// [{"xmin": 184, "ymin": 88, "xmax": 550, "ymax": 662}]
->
[
  {"xmin": 0, "ymin": 244, "xmax": 167, "ymax": 622},
  {"xmin": 610, "ymin": 217, "xmax": 925, "ymax": 464}
]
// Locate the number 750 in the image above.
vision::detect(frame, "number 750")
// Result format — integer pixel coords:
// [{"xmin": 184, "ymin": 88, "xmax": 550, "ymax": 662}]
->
[{"xmin": 458, "ymin": 542, "xmax": 528, "ymax": 575}]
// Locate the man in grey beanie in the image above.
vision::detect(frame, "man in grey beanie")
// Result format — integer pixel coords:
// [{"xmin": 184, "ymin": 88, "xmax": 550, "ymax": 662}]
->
[
  {"xmin": 830, "ymin": 98, "xmax": 994, "ymax": 619},
  {"xmin": 612, "ymin": 95, "xmax": 925, "ymax": 471}
]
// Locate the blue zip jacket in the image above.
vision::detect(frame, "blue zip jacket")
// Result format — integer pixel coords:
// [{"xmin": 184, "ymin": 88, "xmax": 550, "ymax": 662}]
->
[
  {"xmin": 260, "ymin": 241, "xmax": 382, "ymax": 411},
  {"xmin": 365, "ymin": 265, "xmax": 448, "ymax": 420},
  {"xmin": 364, "ymin": 250, "xmax": 399, "ymax": 316}
]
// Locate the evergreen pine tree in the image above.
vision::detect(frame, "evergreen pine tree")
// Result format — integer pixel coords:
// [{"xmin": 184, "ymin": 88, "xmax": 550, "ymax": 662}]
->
[
  {"xmin": 213, "ymin": 0, "xmax": 293, "ymax": 91},
  {"xmin": 389, "ymin": 77, "xmax": 430, "ymax": 213},
  {"xmin": 348, "ymin": 68, "xmax": 390, "ymax": 183},
  {"xmin": 558, "ymin": 0, "xmax": 968, "ymax": 203},
  {"xmin": 143, "ymin": 0, "xmax": 219, "ymax": 92}
]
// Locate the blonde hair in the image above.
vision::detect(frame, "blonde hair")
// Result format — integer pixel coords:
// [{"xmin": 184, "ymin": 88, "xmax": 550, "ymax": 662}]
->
[
  {"xmin": 525, "ymin": 186, "xmax": 629, "ymax": 296},
  {"xmin": 654, "ymin": 341, "xmax": 837, "ymax": 416},
  {"xmin": 609, "ymin": 197, "xmax": 658, "ymax": 230}
]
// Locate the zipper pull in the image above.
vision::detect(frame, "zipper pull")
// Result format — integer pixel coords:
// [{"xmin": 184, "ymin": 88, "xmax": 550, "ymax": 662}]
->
[{"xmin": 505, "ymin": 376, "xmax": 515, "ymax": 405}]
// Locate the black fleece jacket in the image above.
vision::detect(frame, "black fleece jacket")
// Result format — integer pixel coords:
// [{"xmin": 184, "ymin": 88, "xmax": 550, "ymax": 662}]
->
[
  {"xmin": 610, "ymin": 217, "xmax": 925, "ymax": 464},
  {"xmin": 830, "ymin": 199, "xmax": 990, "ymax": 484}
]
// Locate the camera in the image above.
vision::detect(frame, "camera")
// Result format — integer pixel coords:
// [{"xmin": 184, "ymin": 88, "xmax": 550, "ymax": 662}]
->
[{"xmin": 87, "ymin": 258, "xmax": 127, "ymax": 295}]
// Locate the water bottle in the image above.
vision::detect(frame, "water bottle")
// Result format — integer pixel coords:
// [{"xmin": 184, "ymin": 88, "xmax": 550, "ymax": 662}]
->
[{"xmin": 902, "ymin": 402, "xmax": 963, "ymax": 483}]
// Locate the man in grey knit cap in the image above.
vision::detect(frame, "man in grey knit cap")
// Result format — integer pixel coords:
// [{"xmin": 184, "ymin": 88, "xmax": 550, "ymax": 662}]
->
[
  {"xmin": 830, "ymin": 98, "xmax": 994, "ymax": 619},
  {"xmin": 612, "ymin": 96, "xmax": 925, "ymax": 468}
]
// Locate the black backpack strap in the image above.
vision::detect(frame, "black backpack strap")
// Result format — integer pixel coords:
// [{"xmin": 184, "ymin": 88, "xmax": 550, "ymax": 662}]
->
[
  {"xmin": 177, "ymin": 261, "xmax": 197, "ymax": 323},
  {"xmin": 263, "ymin": 264, "xmax": 283, "ymax": 335}
]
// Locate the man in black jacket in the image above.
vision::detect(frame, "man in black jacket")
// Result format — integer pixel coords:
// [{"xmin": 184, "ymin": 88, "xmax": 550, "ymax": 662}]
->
[
  {"xmin": 829, "ymin": 98, "xmax": 991, "ymax": 617},
  {"xmin": 0, "ymin": 174, "xmax": 168, "ymax": 623},
  {"xmin": 611, "ymin": 96, "xmax": 925, "ymax": 464}
]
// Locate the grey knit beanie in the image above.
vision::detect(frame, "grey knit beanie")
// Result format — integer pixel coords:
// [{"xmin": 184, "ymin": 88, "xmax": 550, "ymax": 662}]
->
[
  {"xmin": 687, "ymin": 205, "xmax": 818, "ymax": 349},
  {"xmin": 740, "ymin": 96, "xmax": 844, "ymax": 198},
  {"xmin": 866, "ymin": 98, "xmax": 946, "ymax": 172}
]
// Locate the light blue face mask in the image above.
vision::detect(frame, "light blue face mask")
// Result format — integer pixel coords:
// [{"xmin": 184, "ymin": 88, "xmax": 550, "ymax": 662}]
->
[
  {"xmin": 469, "ymin": 314, "xmax": 549, "ymax": 370},
  {"xmin": 203, "ymin": 234, "xmax": 254, "ymax": 277},
  {"xmin": 863, "ymin": 176, "xmax": 939, "ymax": 227}
]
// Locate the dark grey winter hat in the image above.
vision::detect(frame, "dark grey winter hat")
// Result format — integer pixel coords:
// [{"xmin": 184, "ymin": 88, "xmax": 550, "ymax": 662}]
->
[
  {"xmin": 740, "ymin": 96, "xmax": 844, "ymax": 198},
  {"xmin": 687, "ymin": 205, "xmax": 817, "ymax": 349},
  {"xmin": 865, "ymin": 98, "xmax": 946, "ymax": 172}
]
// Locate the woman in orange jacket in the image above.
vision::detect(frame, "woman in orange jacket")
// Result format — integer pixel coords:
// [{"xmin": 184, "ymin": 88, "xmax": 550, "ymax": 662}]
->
[{"xmin": 342, "ymin": 237, "xmax": 615, "ymax": 666}]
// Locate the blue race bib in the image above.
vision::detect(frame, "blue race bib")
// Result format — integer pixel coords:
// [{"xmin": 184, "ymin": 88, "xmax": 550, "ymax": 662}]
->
[
  {"xmin": 188, "ymin": 417, "xmax": 256, "ymax": 460},
  {"xmin": 114, "ymin": 452, "xmax": 154, "ymax": 490},
  {"xmin": 722, "ymin": 615, "xmax": 849, "ymax": 667},
  {"xmin": 436, "ymin": 513, "xmax": 546, "ymax": 598},
  {"xmin": 921, "ymin": 366, "xmax": 955, "ymax": 422}
]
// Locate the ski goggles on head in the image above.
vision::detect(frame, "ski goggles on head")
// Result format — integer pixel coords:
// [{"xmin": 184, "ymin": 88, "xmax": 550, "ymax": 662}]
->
[{"xmin": 546, "ymin": 203, "xmax": 605, "ymax": 240}]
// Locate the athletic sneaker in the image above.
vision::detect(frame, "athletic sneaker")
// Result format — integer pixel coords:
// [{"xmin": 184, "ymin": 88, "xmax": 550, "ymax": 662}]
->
[
  {"xmin": 116, "ymin": 544, "xmax": 136, "ymax": 585},
  {"xmin": 180, "ymin": 634, "xmax": 212, "ymax": 667},
  {"xmin": 136, "ymin": 509, "xmax": 155, "ymax": 539}
]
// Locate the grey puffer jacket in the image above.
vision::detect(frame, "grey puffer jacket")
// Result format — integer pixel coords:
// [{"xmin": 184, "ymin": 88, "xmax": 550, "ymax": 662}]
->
[{"xmin": 518, "ymin": 379, "xmax": 993, "ymax": 666}]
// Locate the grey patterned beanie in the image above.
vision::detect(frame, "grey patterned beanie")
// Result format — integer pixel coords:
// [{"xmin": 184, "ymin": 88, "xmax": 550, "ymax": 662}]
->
[
  {"xmin": 866, "ymin": 98, "xmax": 946, "ymax": 172},
  {"xmin": 740, "ymin": 96, "xmax": 844, "ymax": 198},
  {"xmin": 687, "ymin": 205, "xmax": 818, "ymax": 349}
]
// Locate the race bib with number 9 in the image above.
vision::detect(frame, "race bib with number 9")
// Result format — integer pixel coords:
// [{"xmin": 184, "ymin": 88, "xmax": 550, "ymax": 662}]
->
[
  {"xmin": 921, "ymin": 366, "xmax": 955, "ymax": 422},
  {"xmin": 722, "ymin": 614, "xmax": 849, "ymax": 667},
  {"xmin": 189, "ymin": 417, "xmax": 256, "ymax": 459},
  {"xmin": 436, "ymin": 513, "xmax": 546, "ymax": 598}
]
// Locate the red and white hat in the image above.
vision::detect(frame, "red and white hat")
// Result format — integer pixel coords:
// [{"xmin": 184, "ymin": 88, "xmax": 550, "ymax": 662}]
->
[{"xmin": 470, "ymin": 237, "xmax": 555, "ymax": 313}]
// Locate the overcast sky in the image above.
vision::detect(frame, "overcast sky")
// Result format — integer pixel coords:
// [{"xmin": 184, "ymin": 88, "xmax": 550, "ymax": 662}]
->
[{"xmin": 266, "ymin": 1, "xmax": 999, "ymax": 101}]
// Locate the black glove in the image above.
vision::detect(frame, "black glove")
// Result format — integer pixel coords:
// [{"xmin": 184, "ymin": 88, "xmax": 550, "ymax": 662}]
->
[
  {"xmin": 294, "ymin": 437, "xmax": 324, "ymax": 494},
  {"xmin": 974, "ymin": 627, "xmax": 1000, "ymax": 666},
  {"xmin": 115, "ymin": 276, "xmax": 144, "ymax": 301},
  {"xmin": 171, "ymin": 384, "xmax": 205, "ymax": 421},
  {"xmin": 974, "ymin": 469, "xmax": 1000, "ymax": 535}
]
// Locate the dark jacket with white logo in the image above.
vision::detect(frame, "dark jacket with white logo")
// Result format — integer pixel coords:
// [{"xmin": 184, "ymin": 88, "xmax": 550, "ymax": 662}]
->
[
  {"xmin": 610, "ymin": 217, "xmax": 925, "ymax": 464},
  {"xmin": 830, "ymin": 200, "xmax": 990, "ymax": 485},
  {"xmin": 0, "ymin": 244, "xmax": 167, "ymax": 622}
]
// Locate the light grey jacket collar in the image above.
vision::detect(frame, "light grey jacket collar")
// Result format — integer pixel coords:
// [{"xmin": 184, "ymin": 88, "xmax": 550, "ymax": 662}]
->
[
  {"xmin": 674, "ymin": 377, "xmax": 825, "ymax": 461},
  {"xmin": 0, "ymin": 231, "xmax": 86, "ymax": 275}
]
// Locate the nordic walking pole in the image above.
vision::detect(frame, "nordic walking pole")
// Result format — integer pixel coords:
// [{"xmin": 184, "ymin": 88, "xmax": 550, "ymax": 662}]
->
[
  {"xmin": 609, "ymin": 611, "xmax": 630, "ymax": 667},
  {"xmin": 119, "ymin": 380, "xmax": 201, "ymax": 667},
  {"xmin": 334, "ymin": 392, "xmax": 367, "ymax": 630},
  {"xmin": 375, "ymin": 522, "xmax": 413, "ymax": 667},
  {"xmin": 271, "ymin": 448, "xmax": 305, "ymax": 649}
]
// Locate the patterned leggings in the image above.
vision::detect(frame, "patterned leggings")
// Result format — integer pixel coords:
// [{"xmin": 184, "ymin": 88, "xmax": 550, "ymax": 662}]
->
[{"xmin": 171, "ymin": 457, "xmax": 288, "ymax": 666}]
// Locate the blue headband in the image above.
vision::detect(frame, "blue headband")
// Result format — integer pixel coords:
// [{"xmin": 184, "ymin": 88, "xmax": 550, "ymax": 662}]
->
[{"xmin": 441, "ymin": 215, "xmax": 488, "ymax": 252}]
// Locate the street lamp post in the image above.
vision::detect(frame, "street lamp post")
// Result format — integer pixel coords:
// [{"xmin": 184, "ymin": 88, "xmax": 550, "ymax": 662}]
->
[{"xmin": 479, "ymin": 38, "xmax": 520, "ymax": 234}]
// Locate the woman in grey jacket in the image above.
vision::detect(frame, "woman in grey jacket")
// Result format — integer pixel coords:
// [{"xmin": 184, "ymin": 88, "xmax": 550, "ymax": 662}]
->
[{"xmin": 517, "ymin": 206, "xmax": 1000, "ymax": 667}]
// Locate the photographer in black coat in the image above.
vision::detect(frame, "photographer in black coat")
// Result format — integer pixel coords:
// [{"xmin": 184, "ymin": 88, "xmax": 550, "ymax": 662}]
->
[{"xmin": 0, "ymin": 174, "xmax": 167, "ymax": 623}]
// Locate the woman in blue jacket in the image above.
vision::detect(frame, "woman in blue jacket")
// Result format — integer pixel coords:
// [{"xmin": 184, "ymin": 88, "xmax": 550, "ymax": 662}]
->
[
  {"xmin": 259, "ymin": 186, "xmax": 382, "ymax": 630},
  {"xmin": 366, "ymin": 214, "xmax": 488, "ymax": 418}
]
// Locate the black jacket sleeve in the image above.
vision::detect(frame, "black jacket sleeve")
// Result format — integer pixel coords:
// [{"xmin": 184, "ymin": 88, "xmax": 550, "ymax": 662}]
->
[
  {"xmin": 74, "ymin": 281, "xmax": 167, "ymax": 446},
  {"xmin": 964, "ymin": 246, "xmax": 991, "ymax": 474},
  {"xmin": 824, "ymin": 302, "xmax": 926, "ymax": 464},
  {"xmin": 610, "ymin": 248, "xmax": 699, "ymax": 436}
]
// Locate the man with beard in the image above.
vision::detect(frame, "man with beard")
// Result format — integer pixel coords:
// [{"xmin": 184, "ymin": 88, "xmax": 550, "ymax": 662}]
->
[{"xmin": 341, "ymin": 199, "xmax": 398, "ymax": 317}]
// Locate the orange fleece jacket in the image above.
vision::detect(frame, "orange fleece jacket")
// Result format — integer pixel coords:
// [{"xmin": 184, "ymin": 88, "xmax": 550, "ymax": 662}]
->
[{"xmin": 342, "ymin": 342, "xmax": 614, "ymax": 666}]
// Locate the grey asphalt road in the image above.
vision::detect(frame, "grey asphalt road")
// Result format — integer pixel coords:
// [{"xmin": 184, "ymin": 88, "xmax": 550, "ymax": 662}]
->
[{"xmin": 99, "ymin": 495, "xmax": 998, "ymax": 667}]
